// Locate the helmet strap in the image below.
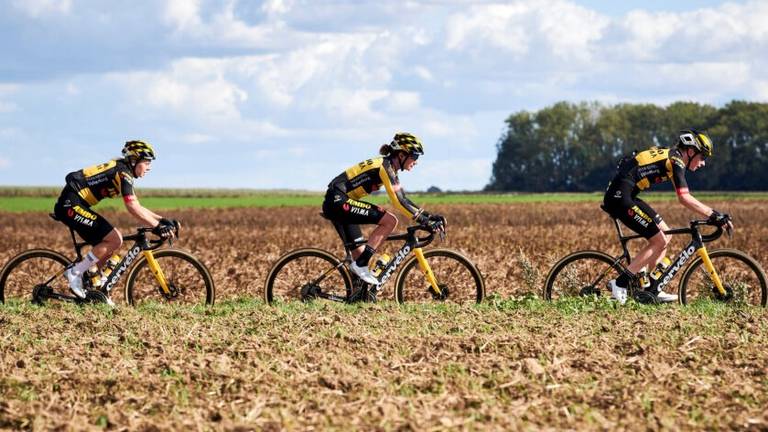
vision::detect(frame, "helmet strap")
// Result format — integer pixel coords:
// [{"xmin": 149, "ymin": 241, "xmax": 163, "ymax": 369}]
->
[{"xmin": 683, "ymin": 148, "xmax": 696, "ymax": 170}]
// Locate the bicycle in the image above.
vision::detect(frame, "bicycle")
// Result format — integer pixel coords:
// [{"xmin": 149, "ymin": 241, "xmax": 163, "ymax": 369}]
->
[
  {"xmin": 543, "ymin": 210, "xmax": 767, "ymax": 306},
  {"xmin": 264, "ymin": 217, "xmax": 485, "ymax": 304},
  {"xmin": 0, "ymin": 214, "xmax": 215, "ymax": 306}
]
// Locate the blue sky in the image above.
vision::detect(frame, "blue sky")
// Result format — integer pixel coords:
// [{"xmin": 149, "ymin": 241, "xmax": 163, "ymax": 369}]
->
[{"xmin": 1, "ymin": 0, "xmax": 766, "ymax": 191}]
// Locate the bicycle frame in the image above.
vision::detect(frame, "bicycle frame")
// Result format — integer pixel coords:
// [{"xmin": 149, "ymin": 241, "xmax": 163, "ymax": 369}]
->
[
  {"xmin": 316, "ymin": 223, "xmax": 442, "ymax": 302},
  {"xmin": 59, "ymin": 226, "xmax": 174, "ymax": 298},
  {"xmin": 607, "ymin": 217, "xmax": 727, "ymax": 295}
]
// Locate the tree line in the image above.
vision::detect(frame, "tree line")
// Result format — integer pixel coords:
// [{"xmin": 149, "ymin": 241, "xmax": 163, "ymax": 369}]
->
[{"xmin": 486, "ymin": 101, "xmax": 768, "ymax": 192}]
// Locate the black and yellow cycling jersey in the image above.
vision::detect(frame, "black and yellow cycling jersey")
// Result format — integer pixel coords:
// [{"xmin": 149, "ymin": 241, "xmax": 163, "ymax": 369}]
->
[
  {"xmin": 615, "ymin": 147, "xmax": 689, "ymax": 196},
  {"xmin": 603, "ymin": 147, "xmax": 690, "ymax": 239},
  {"xmin": 328, "ymin": 157, "xmax": 421, "ymax": 218},
  {"xmin": 65, "ymin": 159, "xmax": 136, "ymax": 206}
]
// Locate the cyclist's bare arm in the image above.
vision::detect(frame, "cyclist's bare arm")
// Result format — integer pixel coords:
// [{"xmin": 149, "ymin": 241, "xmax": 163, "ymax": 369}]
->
[
  {"xmin": 677, "ymin": 190, "xmax": 712, "ymax": 218},
  {"xmin": 124, "ymin": 196, "xmax": 162, "ymax": 227}
]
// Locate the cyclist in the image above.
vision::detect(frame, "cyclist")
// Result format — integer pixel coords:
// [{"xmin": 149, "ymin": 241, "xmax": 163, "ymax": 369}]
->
[
  {"xmin": 322, "ymin": 132, "xmax": 446, "ymax": 289},
  {"xmin": 53, "ymin": 140, "xmax": 176, "ymax": 301},
  {"xmin": 602, "ymin": 129, "xmax": 733, "ymax": 304}
]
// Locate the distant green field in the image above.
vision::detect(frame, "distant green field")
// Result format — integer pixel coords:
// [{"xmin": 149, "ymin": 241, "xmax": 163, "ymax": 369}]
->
[{"xmin": 0, "ymin": 188, "xmax": 766, "ymax": 212}]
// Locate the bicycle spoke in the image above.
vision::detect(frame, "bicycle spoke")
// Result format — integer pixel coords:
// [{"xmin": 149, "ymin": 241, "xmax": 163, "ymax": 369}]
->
[
  {"xmin": 1, "ymin": 251, "xmax": 69, "ymax": 305},
  {"xmin": 396, "ymin": 250, "xmax": 483, "ymax": 304},
  {"xmin": 266, "ymin": 250, "xmax": 350, "ymax": 304},
  {"xmin": 127, "ymin": 251, "xmax": 214, "ymax": 306},
  {"xmin": 544, "ymin": 251, "xmax": 621, "ymax": 301},
  {"xmin": 683, "ymin": 252, "xmax": 766, "ymax": 306}
]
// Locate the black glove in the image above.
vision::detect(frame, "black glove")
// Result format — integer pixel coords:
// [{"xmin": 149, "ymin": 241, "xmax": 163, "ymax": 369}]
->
[
  {"xmin": 152, "ymin": 218, "xmax": 176, "ymax": 238},
  {"xmin": 707, "ymin": 210, "xmax": 729, "ymax": 226},
  {"xmin": 428, "ymin": 214, "xmax": 447, "ymax": 228}
]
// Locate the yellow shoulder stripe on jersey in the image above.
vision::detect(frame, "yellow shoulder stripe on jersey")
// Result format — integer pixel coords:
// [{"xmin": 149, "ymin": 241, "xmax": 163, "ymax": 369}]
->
[
  {"xmin": 636, "ymin": 178, "xmax": 651, "ymax": 191},
  {"xmin": 77, "ymin": 188, "xmax": 99, "ymax": 206},
  {"xmin": 344, "ymin": 157, "xmax": 383, "ymax": 179},
  {"xmin": 634, "ymin": 148, "xmax": 669, "ymax": 166},
  {"xmin": 82, "ymin": 160, "xmax": 117, "ymax": 177},
  {"xmin": 112, "ymin": 172, "xmax": 122, "ymax": 193},
  {"xmin": 379, "ymin": 164, "xmax": 415, "ymax": 218}
]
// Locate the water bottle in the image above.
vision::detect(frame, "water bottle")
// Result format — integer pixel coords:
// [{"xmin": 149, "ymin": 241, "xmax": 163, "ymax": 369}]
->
[
  {"xmin": 650, "ymin": 256, "xmax": 672, "ymax": 281},
  {"xmin": 88, "ymin": 265, "xmax": 103, "ymax": 288},
  {"xmin": 370, "ymin": 253, "xmax": 391, "ymax": 277},
  {"xmin": 102, "ymin": 254, "xmax": 121, "ymax": 278},
  {"xmin": 637, "ymin": 270, "xmax": 651, "ymax": 291}
]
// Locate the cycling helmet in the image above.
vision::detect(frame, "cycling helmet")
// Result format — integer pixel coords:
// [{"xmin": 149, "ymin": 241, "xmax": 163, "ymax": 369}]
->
[
  {"xmin": 390, "ymin": 132, "xmax": 424, "ymax": 156},
  {"xmin": 122, "ymin": 140, "xmax": 156, "ymax": 161},
  {"xmin": 677, "ymin": 129, "xmax": 713, "ymax": 157}
]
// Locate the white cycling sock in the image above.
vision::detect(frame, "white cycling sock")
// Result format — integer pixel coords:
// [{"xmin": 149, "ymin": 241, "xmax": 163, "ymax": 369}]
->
[{"xmin": 71, "ymin": 251, "xmax": 99, "ymax": 275}]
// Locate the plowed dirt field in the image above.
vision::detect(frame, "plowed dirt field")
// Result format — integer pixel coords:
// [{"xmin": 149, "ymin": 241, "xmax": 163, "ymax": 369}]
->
[{"xmin": 2, "ymin": 201, "xmax": 767, "ymax": 430}]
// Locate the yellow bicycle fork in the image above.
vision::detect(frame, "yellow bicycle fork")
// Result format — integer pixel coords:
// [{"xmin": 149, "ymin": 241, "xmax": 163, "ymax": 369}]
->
[
  {"xmin": 696, "ymin": 246, "xmax": 726, "ymax": 295},
  {"xmin": 414, "ymin": 248, "xmax": 442, "ymax": 296},
  {"xmin": 143, "ymin": 250, "xmax": 171, "ymax": 294}
]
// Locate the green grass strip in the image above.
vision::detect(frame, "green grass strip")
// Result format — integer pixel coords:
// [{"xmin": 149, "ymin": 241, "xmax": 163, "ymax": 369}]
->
[{"xmin": 1, "ymin": 191, "xmax": 766, "ymax": 213}]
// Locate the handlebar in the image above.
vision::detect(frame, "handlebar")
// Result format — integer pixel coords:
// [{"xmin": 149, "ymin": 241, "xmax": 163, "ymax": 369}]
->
[
  {"xmin": 134, "ymin": 220, "xmax": 181, "ymax": 249},
  {"xmin": 688, "ymin": 214, "xmax": 731, "ymax": 243}
]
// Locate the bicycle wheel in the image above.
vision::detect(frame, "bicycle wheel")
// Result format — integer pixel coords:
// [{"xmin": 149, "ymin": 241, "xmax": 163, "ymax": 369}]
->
[
  {"xmin": 679, "ymin": 249, "xmax": 767, "ymax": 307},
  {"xmin": 543, "ymin": 250, "xmax": 624, "ymax": 301},
  {"xmin": 264, "ymin": 248, "xmax": 352, "ymax": 305},
  {"xmin": 124, "ymin": 249, "xmax": 215, "ymax": 306},
  {"xmin": 0, "ymin": 249, "xmax": 70, "ymax": 305},
  {"xmin": 395, "ymin": 248, "xmax": 484, "ymax": 304}
]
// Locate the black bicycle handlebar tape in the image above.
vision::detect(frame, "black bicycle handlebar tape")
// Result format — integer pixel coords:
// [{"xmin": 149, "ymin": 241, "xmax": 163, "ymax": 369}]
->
[{"xmin": 700, "ymin": 225, "xmax": 724, "ymax": 243}]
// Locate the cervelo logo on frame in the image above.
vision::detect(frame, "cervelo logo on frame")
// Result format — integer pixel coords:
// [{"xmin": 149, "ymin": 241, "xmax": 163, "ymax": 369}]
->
[
  {"xmin": 378, "ymin": 245, "xmax": 411, "ymax": 285},
  {"xmin": 657, "ymin": 245, "xmax": 697, "ymax": 290},
  {"xmin": 104, "ymin": 246, "xmax": 141, "ymax": 293}
]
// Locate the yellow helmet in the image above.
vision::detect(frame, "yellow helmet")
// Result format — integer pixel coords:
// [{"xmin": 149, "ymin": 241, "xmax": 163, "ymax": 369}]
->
[
  {"xmin": 390, "ymin": 132, "xmax": 424, "ymax": 156},
  {"xmin": 678, "ymin": 129, "xmax": 712, "ymax": 157},
  {"xmin": 122, "ymin": 140, "xmax": 156, "ymax": 161}
]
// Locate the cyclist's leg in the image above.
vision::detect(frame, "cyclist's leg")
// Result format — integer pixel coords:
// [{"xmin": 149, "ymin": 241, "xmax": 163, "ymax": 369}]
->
[
  {"xmin": 366, "ymin": 211, "xmax": 398, "ymax": 250},
  {"xmin": 624, "ymin": 198, "xmax": 669, "ymax": 275},
  {"xmin": 54, "ymin": 192, "xmax": 119, "ymax": 294},
  {"xmin": 604, "ymin": 185, "xmax": 666, "ymax": 289},
  {"xmin": 322, "ymin": 190, "xmax": 387, "ymax": 282}
]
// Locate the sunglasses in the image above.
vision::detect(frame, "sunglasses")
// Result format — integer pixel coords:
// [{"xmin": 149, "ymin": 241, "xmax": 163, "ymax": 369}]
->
[{"xmin": 410, "ymin": 153, "xmax": 420, "ymax": 161}]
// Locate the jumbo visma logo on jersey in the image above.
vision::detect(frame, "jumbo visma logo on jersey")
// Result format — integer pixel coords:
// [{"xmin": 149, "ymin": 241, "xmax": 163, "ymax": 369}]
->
[
  {"xmin": 67, "ymin": 205, "xmax": 97, "ymax": 227},
  {"xmin": 628, "ymin": 205, "xmax": 653, "ymax": 228},
  {"xmin": 342, "ymin": 199, "xmax": 371, "ymax": 216}
]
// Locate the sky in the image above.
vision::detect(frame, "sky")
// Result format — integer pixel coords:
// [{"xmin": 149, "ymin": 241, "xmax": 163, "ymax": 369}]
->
[{"xmin": 1, "ymin": 0, "xmax": 767, "ymax": 191}]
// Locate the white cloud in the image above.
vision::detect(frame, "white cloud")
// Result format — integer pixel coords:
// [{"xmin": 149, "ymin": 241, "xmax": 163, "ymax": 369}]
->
[
  {"xmin": 445, "ymin": 1, "xmax": 608, "ymax": 61},
  {"xmin": 11, "ymin": 0, "xmax": 71, "ymax": 17},
  {"xmin": 262, "ymin": 0, "xmax": 293, "ymax": 16},
  {"xmin": 163, "ymin": 0, "xmax": 202, "ymax": 32},
  {"xmin": 755, "ymin": 81, "xmax": 768, "ymax": 101},
  {"xmin": 0, "ymin": 157, "xmax": 9, "ymax": 169},
  {"xmin": 109, "ymin": 57, "xmax": 248, "ymax": 121}
]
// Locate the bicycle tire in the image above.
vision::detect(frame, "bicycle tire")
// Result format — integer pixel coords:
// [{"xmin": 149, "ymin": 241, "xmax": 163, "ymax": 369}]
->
[
  {"xmin": 543, "ymin": 250, "xmax": 623, "ymax": 301},
  {"xmin": 679, "ymin": 248, "xmax": 767, "ymax": 307},
  {"xmin": 0, "ymin": 249, "xmax": 70, "ymax": 305},
  {"xmin": 124, "ymin": 249, "xmax": 215, "ymax": 306},
  {"xmin": 394, "ymin": 248, "xmax": 485, "ymax": 304},
  {"xmin": 264, "ymin": 248, "xmax": 352, "ymax": 305}
]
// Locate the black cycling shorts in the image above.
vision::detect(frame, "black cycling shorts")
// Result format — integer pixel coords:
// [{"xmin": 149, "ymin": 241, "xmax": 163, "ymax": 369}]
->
[
  {"xmin": 322, "ymin": 189, "xmax": 386, "ymax": 244},
  {"xmin": 603, "ymin": 179, "xmax": 663, "ymax": 239},
  {"xmin": 53, "ymin": 188, "xmax": 115, "ymax": 245}
]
